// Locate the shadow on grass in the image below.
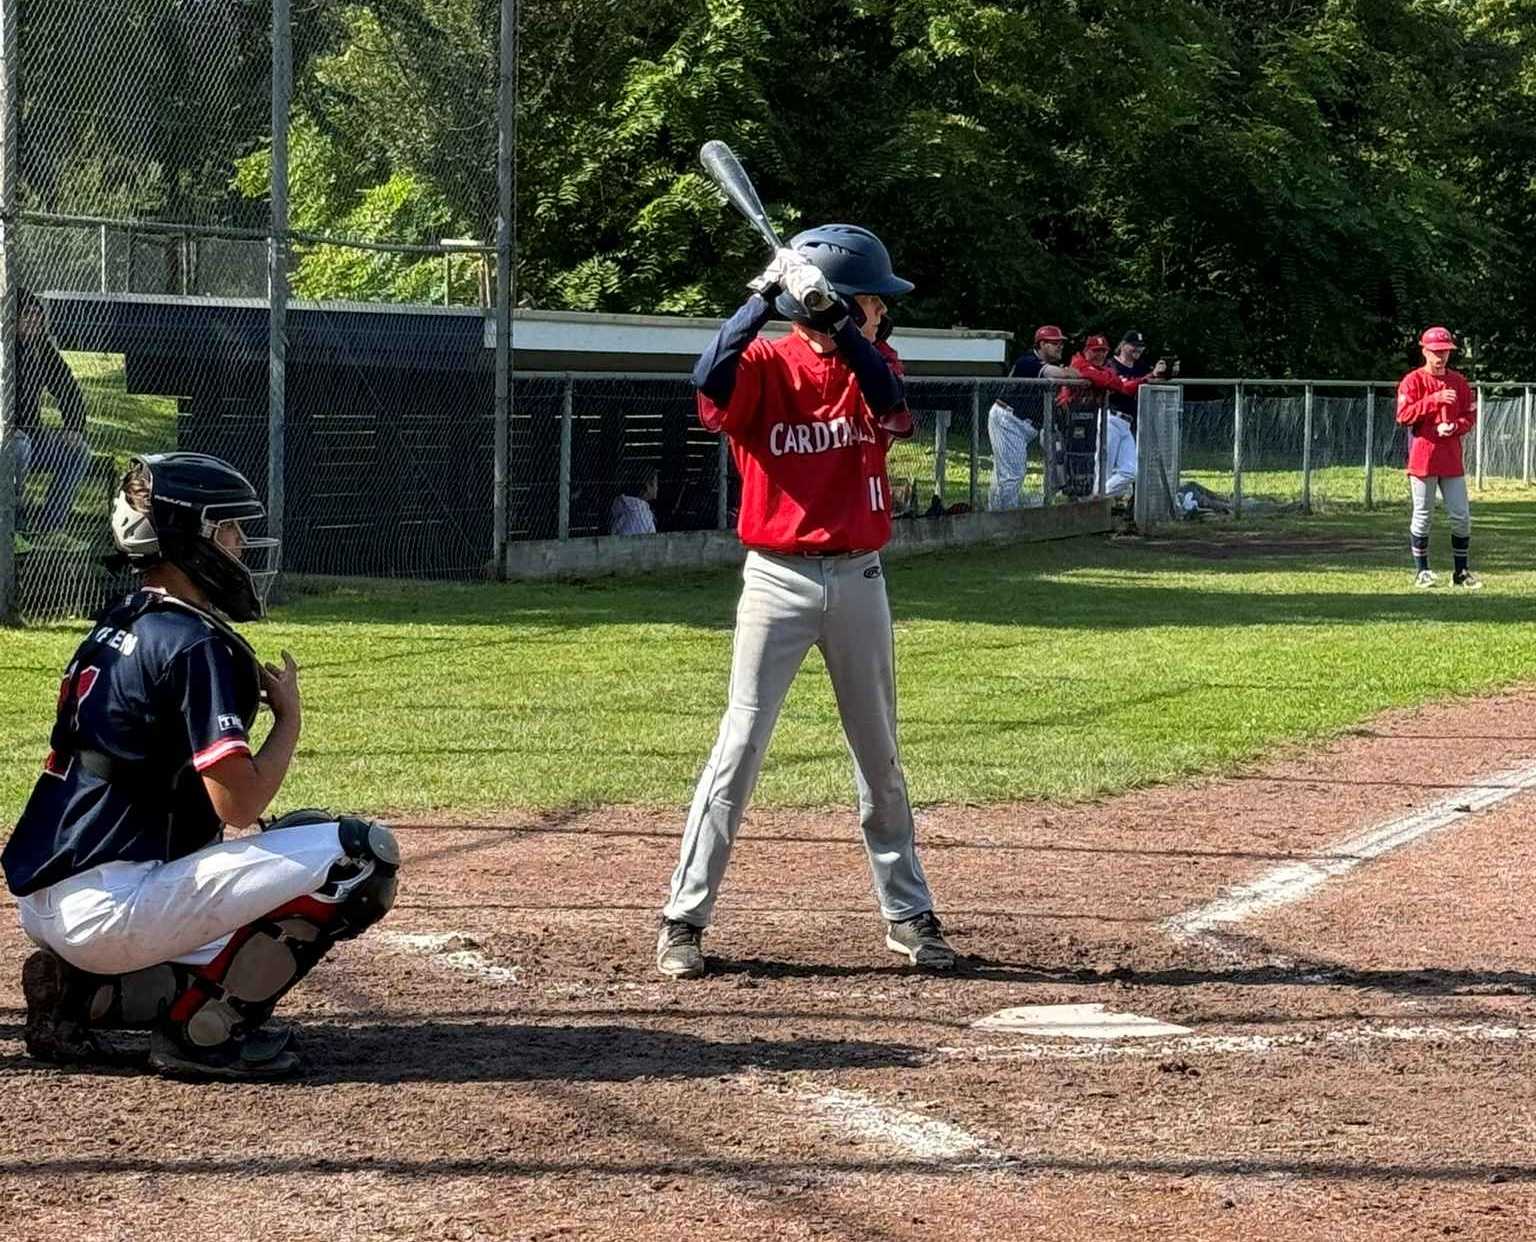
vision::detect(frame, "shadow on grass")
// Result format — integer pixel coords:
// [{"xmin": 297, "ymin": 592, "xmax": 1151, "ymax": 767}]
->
[{"xmin": 269, "ymin": 498, "xmax": 1536, "ymax": 637}]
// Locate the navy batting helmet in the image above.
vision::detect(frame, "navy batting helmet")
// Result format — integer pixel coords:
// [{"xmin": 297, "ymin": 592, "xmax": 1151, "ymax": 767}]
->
[
  {"xmin": 775, "ymin": 223, "xmax": 914, "ymax": 323},
  {"xmin": 111, "ymin": 452, "xmax": 278, "ymax": 622}
]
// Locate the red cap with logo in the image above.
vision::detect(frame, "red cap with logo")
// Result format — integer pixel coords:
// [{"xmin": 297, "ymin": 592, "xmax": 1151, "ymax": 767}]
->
[
  {"xmin": 1419, "ymin": 326, "xmax": 1457, "ymax": 350},
  {"xmin": 1034, "ymin": 324, "xmax": 1066, "ymax": 344},
  {"xmin": 1084, "ymin": 334, "xmax": 1111, "ymax": 352}
]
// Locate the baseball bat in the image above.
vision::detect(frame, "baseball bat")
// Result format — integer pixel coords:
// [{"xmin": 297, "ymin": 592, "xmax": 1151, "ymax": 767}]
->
[{"xmin": 699, "ymin": 140, "xmax": 832, "ymax": 311}]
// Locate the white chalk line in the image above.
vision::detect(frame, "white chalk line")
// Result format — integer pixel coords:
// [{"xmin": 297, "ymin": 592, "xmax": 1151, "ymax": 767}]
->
[
  {"xmin": 938, "ymin": 1021, "xmax": 1536, "ymax": 1064},
  {"xmin": 798, "ymin": 1086, "xmax": 1012, "ymax": 1168},
  {"xmin": 378, "ymin": 930, "xmax": 525, "ymax": 985},
  {"xmin": 1165, "ymin": 759, "xmax": 1536, "ymax": 957}
]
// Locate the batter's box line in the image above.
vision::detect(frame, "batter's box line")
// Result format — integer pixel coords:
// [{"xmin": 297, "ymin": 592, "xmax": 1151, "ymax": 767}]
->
[{"xmin": 1164, "ymin": 758, "xmax": 1536, "ymax": 960}]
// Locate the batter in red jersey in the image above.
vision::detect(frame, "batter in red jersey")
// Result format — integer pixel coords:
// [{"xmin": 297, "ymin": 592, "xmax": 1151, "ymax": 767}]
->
[
  {"xmin": 1396, "ymin": 326, "xmax": 1481, "ymax": 589},
  {"xmin": 656, "ymin": 224, "xmax": 955, "ymax": 978}
]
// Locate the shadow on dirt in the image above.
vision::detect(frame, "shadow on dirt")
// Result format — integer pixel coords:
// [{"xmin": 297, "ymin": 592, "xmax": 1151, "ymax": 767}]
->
[
  {"xmin": 0, "ymin": 1020, "xmax": 923, "ymax": 1085},
  {"xmin": 1, "ymin": 1149, "xmax": 1532, "ymax": 1187}
]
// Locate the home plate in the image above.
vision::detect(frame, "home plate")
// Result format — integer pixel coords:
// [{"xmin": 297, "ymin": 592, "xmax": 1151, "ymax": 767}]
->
[{"xmin": 973, "ymin": 1003, "xmax": 1191, "ymax": 1040}]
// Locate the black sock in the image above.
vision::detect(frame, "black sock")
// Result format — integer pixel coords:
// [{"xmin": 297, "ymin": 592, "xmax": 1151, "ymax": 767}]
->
[
  {"xmin": 1411, "ymin": 534, "xmax": 1429, "ymax": 573},
  {"xmin": 1452, "ymin": 534, "xmax": 1469, "ymax": 576}
]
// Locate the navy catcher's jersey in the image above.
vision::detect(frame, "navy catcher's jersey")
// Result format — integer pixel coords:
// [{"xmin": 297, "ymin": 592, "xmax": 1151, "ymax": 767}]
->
[{"xmin": 2, "ymin": 588, "xmax": 262, "ymax": 897}]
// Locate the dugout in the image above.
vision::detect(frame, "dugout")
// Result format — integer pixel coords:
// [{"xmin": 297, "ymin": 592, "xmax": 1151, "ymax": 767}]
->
[{"xmin": 40, "ymin": 293, "xmax": 1010, "ymax": 579}]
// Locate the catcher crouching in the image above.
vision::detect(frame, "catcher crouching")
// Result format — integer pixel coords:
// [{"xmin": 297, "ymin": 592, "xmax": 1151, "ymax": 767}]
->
[{"xmin": 2, "ymin": 452, "xmax": 400, "ymax": 1080}]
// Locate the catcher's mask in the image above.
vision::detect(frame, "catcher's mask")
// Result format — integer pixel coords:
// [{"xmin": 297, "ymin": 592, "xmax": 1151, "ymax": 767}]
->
[{"xmin": 110, "ymin": 452, "xmax": 279, "ymax": 622}]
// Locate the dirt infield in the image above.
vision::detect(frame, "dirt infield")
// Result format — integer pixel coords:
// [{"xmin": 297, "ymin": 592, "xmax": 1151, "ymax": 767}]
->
[{"xmin": 6, "ymin": 690, "xmax": 1536, "ymax": 1240}]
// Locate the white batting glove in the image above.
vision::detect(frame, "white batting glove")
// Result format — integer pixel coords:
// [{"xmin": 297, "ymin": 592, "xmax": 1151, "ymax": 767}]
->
[
  {"xmin": 782, "ymin": 262, "xmax": 834, "ymax": 311},
  {"xmin": 747, "ymin": 247, "xmax": 805, "ymax": 296}
]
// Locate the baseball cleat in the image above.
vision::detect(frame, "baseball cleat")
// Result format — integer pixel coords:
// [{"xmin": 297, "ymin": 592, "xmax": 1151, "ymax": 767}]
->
[
  {"xmin": 148, "ymin": 1028, "xmax": 301, "ymax": 1082},
  {"xmin": 885, "ymin": 911, "xmax": 958, "ymax": 970},
  {"xmin": 656, "ymin": 917, "xmax": 705, "ymax": 979},
  {"xmin": 1452, "ymin": 570, "xmax": 1483, "ymax": 590},
  {"xmin": 1414, "ymin": 569, "xmax": 1439, "ymax": 588}
]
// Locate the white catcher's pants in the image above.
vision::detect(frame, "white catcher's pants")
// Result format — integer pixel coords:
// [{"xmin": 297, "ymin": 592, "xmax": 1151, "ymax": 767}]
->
[
  {"xmin": 17, "ymin": 823, "xmax": 351, "ymax": 974},
  {"xmin": 663, "ymin": 550, "xmax": 935, "ymax": 926}
]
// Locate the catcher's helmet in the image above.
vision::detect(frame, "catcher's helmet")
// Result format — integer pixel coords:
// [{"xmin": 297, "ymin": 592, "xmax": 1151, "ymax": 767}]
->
[
  {"xmin": 775, "ymin": 223, "xmax": 914, "ymax": 323},
  {"xmin": 110, "ymin": 452, "xmax": 278, "ymax": 622}
]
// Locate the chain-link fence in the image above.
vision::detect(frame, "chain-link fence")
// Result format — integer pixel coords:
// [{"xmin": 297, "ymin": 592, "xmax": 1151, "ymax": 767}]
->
[
  {"xmin": 1172, "ymin": 380, "xmax": 1536, "ymax": 517},
  {"xmin": 0, "ymin": 0, "xmax": 516, "ymax": 621}
]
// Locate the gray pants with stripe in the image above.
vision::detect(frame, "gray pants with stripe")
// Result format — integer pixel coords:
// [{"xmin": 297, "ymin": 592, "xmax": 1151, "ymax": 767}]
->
[
  {"xmin": 663, "ymin": 550, "xmax": 935, "ymax": 927},
  {"xmin": 1410, "ymin": 474, "xmax": 1470, "ymax": 538}
]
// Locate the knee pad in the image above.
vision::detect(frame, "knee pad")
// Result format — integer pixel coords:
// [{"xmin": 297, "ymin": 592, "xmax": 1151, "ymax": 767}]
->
[
  {"xmin": 325, "ymin": 817, "xmax": 399, "ymax": 938},
  {"xmin": 263, "ymin": 807, "xmax": 337, "ymax": 832},
  {"xmin": 337, "ymin": 815, "xmax": 400, "ymax": 870}
]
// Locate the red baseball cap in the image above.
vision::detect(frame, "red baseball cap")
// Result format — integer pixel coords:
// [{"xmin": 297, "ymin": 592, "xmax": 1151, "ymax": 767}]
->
[
  {"xmin": 1084, "ymin": 334, "xmax": 1110, "ymax": 351},
  {"xmin": 1034, "ymin": 324, "xmax": 1066, "ymax": 344},
  {"xmin": 1419, "ymin": 326, "xmax": 1457, "ymax": 350}
]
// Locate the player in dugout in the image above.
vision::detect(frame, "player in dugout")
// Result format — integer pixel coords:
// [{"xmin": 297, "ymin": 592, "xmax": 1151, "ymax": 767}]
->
[{"xmin": 3, "ymin": 452, "xmax": 401, "ymax": 1080}]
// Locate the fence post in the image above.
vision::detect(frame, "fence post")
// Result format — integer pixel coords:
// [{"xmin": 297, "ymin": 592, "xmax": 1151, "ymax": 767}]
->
[
  {"xmin": 969, "ymin": 385, "xmax": 979, "ymax": 511},
  {"xmin": 99, "ymin": 223, "xmax": 108, "ymax": 293},
  {"xmin": 492, "ymin": 0, "xmax": 514, "ymax": 578},
  {"xmin": 717, "ymin": 435, "xmax": 729, "ymax": 530},
  {"xmin": 1301, "ymin": 383, "xmax": 1314, "ymax": 513},
  {"xmin": 0, "ymin": 0, "xmax": 16, "ymax": 623},
  {"xmin": 932, "ymin": 409, "xmax": 950, "ymax": 505},
  {"xmin": 267, "ymin": 0, "xmax": 290, "ymax": 597},
  {"xmin": 558, "ymin": 377, "xmax": 572, "ymax": 540},
  {"xmin": 1232, "ymin": 382, "xmax": 1244, "ymax": 517},
  {"xmin": 1475, "ymin": 384, "xmax": 1485, "ymax": 492},
  {"xmin": 1524, "ymin": 386, "xmax": 1532, "ymax": 487},
  {"xmin": 1363, "ymin": 386, "xmax": 1375, "ymax": 510}
]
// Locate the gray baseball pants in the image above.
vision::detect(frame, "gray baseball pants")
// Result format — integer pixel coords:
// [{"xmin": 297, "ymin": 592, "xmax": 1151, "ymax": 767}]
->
[
  {"xmin": 663, "ymin": 549, "xmax": 935, "ymax": 927},
  {"xmin": 1410, "ymin": 475, "xmax": 1470, "ymax": 538}
]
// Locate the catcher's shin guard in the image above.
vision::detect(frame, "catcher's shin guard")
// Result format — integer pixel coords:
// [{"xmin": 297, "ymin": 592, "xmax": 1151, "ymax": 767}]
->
[
  {"xmin": 164, "ymin": 817, "xmax": 400, "ymax": 1050},
  {"xmin": 21, "ymin": 949, "xmax": 180, "ymax": 1066}
]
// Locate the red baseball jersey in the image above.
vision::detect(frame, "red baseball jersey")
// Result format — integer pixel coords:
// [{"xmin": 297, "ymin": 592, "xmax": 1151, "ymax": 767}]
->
[
  {"xmin": 1396, "ymin": 366, "xmax": 1474, "ymax": 478},
  {"xmin": 698, "ymin": 332, "xmax": 904, "ymax": 554}
]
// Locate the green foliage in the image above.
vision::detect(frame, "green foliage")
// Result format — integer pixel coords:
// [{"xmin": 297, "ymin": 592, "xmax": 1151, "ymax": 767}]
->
[{"xmin": 27, "ymin": 0, "xmax": 1536, "ymax": 373}]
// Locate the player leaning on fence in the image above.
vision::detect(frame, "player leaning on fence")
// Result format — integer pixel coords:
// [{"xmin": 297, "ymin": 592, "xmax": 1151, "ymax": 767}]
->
[{"xmin": 1396, "ymin": 327, "xmax": 1481, "ymax": 590}]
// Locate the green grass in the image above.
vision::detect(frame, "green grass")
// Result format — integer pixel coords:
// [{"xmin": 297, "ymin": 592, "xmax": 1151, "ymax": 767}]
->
[
  {"xmin": 66, "ymin": 351, "xmax": 179, "ymax": 459},
  {"xmin": 5, "ymin": 496, "xmax": 1536, "ymax": 825},
  {"xmin": 17, "ymin": 353, "xmax": 178, "ymax": 521}
]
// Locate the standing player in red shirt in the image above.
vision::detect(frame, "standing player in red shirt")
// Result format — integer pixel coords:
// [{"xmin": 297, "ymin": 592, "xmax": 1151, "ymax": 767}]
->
[
  {"xmin": 655, "ymin": 224, "xmax": 956, "ymax": 979},
  {"xmin": 1396, "ymin": 326, "xmax": 1481, "ymax": 589}
]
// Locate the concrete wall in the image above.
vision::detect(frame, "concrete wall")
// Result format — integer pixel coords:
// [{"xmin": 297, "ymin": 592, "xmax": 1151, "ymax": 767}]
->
[{"xmin": 501, "ymin": 500, "xmax": 1113, "ymax": 581}]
